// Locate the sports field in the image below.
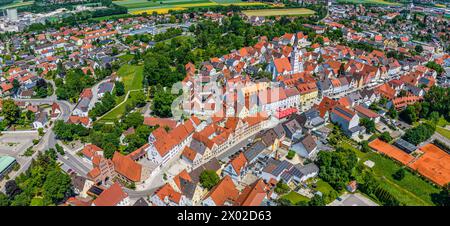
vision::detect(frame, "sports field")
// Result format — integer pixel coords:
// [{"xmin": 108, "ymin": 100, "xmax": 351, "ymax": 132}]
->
[
  {"xmin": 336, "ymin": 136, "xmax": 440, "ymax": 206},
  {"xmin": 114, "ymin": 0, "xmax": 267, "ymax": 14},
  {"xmin": 242, "ymin": 8, "xmax": 315, "ymax": 17},
  {"xmin": 337, "ymin": 0, "xmax": 402, "ymax": 6}
]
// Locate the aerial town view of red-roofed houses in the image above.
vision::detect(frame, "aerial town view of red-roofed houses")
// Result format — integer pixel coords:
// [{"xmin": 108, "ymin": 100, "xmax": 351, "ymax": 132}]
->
[{"xmin": 0, "ymin": 0, "xmax": 449, "ymax": 208}]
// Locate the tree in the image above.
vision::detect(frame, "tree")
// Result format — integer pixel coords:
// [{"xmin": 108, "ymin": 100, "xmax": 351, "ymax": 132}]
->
[
  {"xmin": 379, "ymin": 132, "xmax": 393, "ymax": 143},
  {"xmin": 415, "ymin": 45, "xmax": 423, "ymax": 53},
  {"xmin": 114, "ymin": 81, "xmax": 125, "ymax": 96},
  {"xmin": 308, "ymin": 194, "xmax": 325, "ymax": 206},
  {"xmin": 0, "ymin": 192, "xmax": 9, "ymax": 206},
  {"xmin": 199, "ymin": 170, "xmax": 220, "ymax": 190},
  {"xmin": 393, "ymin": 168, "xmax": 406, "ymax": 181},
  {"xmin": 102, "ymin": 143, "xmax": 117, "ymax": 159},
  {"xmin": 400, "ymin": 105, "xmax": 418, "ymax": 124},
  {"xmin": 123, "ymin": 112, "xmax": 144, "ymax": 129},
  {"xmin": 274, "ymin": 180, "xmax": 290, "ymax": 194},
  {"xmin": 151, "ymin": 88, "xmax": 175, "ymax": 117},
  {"xmin": 42, "ymin": 170, "xmax": 72, "ymax": 205},
  {"xmin": 388, "ymin": 107, "xmax": 398, "ymax": 119},
  {"xmin": 38, "ymin": 128, "xmax": 44, "ymax": 136},
  {"xmin": 431, "ymin": 183, "xmax": 450, "ymax": 206},
  {"xmin": 286, "ymin": 150, "xmax": 296, "ymax": 160},
  {"xmin": 360, "ymin": 140, "xmax": 370, "ymax": 153},
  {"xmin": 53, "ymin": 120, "xmax": 89, "ymax": 141},
  {"xmin": 317, "ymin": 147, "xmax": 358, "ymax": 191},
  {"xmin": 360, "ymin": 118, "xmax": 376, "ymax": 134},
  {"xmin": 10, "ymin": 192, "xmax": 31, "ymax": 206},
  {"xmin": 5, "ymin": 180, "xmax": 21, "ymax": 198},
  {"xmin": 2, "ymin": 99, "xmax": 20, "ymax": 126},
  {"xmin": 425, "ymin": 61, "xmax": 444, "ymax": 75},
  {"xmin": 402, "ymin": 123, "xmax": 435, "ymax": 145}
]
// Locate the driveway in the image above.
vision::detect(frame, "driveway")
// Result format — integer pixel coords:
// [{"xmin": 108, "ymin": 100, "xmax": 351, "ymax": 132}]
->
[{"xmin": 328, "ymin": 193, "xmax": 379, "ymax": 206}]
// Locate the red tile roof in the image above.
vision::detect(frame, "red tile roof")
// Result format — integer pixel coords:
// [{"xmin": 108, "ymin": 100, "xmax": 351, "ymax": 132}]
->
[
  {"xmin": 234, "ymin": 179, "xmax": 267, "ymax": 206},
  {"xmin": 273, "ymin": 57, "xmax": 292, "ymax": 73},
  {"xmin": 154, "ymin": 183, "xmax": 182, "ymax": 205},
  {"xmin": 81, "ymin": 144, "xmax": 102, "ymax": 159},
  {"xmin": 112, "ymin": 152, "xmax": 142, "ymax": 182},
  {"xmin": 144, "ymin": 117, "xmax": 177, "ymax": 129},
  {"xmin": 181, "ymin": 146, "xmax": 197, "ymax": 162},
  {"xmin": 93, "ymin": 183, "xmax": 128, "ymax": 206},
  {"xmin": 230, "ymin": 152, "xmax": 248, "ymax": 175},
  {"xmin": 354, "ymin": 105, "xmax": 379, "ymax": 119},
  {"xmin": 205, "ymin": 175, "xmax": 239, "ymax": 205}
]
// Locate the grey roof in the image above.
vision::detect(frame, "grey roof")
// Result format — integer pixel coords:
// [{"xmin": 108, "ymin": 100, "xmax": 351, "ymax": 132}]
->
[
  {"xmin": 98, "ymin": 82, "xmax": 114, "ymax": 94},
  {"xmin": 190, "ymin": 138, "xmax": 207, "ymax": 155},
  {"xmin": 271, "ymin": 160, "xmax": 293, "ymax": 177},
  {"xmin": 71, "ymin": 174, "xmax": 87, "ymax": 191},
  {"xmin": 244, "ymin": 141, "xmax": 266, "ymax": 163},
  {"xmin": 282, "ymin": 119, "xmax": 302, "ymax": 139},
  {"xmin": 297, "ymin": 163, "xmax": 319, "ymax": 175},
  {"xmin": 299, "ymin": 134, "xmax": 317, "ymax": 154},
  {"xmin": 133, "ymin": 197, "xmax": 149, "ymax": 206},
  {"xmin": 189, "ymin": 157, "xmax": 221, "ymax": 184},
  {"xmin": 76, "ymin": 97, "xmax": 91, "ymax": 111},
  {"xmin": 179, "ymin": 177, "xmax": 196, "ymax": 199},
  {"xmin": 394, "ymin": 138, "xmax": 417, "ymax": 154}
]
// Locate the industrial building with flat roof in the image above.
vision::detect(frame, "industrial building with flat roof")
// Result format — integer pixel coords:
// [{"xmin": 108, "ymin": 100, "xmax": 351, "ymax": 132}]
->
[{"xmin": 0, "ymin": 155, "xmax": 17, "ymax": 180}]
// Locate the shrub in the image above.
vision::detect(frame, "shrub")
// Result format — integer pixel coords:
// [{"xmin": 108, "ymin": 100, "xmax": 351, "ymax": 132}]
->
[
  {"xmin": 392, "ymin": 168, "xmax": 406, "ymax": 181},
  {"xmin": 286, "ymin": 150, "xmax": 296, "ymax": 160}
]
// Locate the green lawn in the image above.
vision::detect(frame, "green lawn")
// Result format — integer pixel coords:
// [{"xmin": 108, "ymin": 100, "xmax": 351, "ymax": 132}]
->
[
  {"xmin": 30, "ymin": 197, "xmax": 44, "ymax": 206},
  {"xmin": 436, "ymin": 127, "xmax": 450, "ymax": 140},
  {"xmin": 282, "ymin": 191, "xmax": 310, "ymax": 204},
  {"xmin": 315, "ymin": 180, "xmax": 336, "ymax": 195},
  {"xmin": 116, "ymin": 64, "xmax": 144, "ymax": 91}
]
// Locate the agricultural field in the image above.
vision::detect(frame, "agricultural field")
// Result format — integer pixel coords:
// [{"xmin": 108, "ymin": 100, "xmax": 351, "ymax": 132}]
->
[
  {"xmin": 0, "ymin": 0, "xmax": 33, "ymax": 10},
  {"xmin": 242, "ymin": 8, "xmax": 316, "ymax": 17},
  {"xmin": 113, "ymin": 0, "xmax": 267, "ymax": 14},
  {"xmin": 336, "ymin": 0, "xmax": 402, "ymax": 6}
]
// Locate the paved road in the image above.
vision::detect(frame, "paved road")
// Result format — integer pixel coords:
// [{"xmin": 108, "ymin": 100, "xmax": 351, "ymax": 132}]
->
[
  {"xmin": 12, "ymin": 98, "xmax": 73, "ymax": 122},
  {"xmin": 1, "ymin": 93, "xmax": 74, "ymax": 189},
  {"xmin": 57, "ymin": 152, "xmax": 91, "ymax": 176}
]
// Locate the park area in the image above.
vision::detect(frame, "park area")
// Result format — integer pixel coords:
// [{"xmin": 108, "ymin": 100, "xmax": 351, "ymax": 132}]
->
[
  {"xmin": 336, "ymin": 0, "xmax": 402, "ymax": 5},
  {"xmin": 242, "ymin": 8, "xmax": 315, "ymax": 17},
  {"xmin": 97, "ymin": 64, "xmax": 144, "ymax": 123},
  {"xmin": 113, "ymin": 0, "xmax": 267, "ymax": 14}
]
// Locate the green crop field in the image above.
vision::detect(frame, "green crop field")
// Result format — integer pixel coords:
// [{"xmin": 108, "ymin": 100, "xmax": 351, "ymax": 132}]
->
[
  {"xmin": 242, "ymin": 8, "xmax": 316, "ymax": 17},
  {"xmin": 114, "ymin": 0, "xmax": 211, "ymax": 10},
  {"xmin": 337, "ymin": 0, "xmax": 402, "ymax": 6},
  {"xmin": 0, "ymin": 0, "xmax": 33, "ymax": 10},
  {"xmin": 114, "ymin": 0, "xmax": 267, "ymax": 14}
]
